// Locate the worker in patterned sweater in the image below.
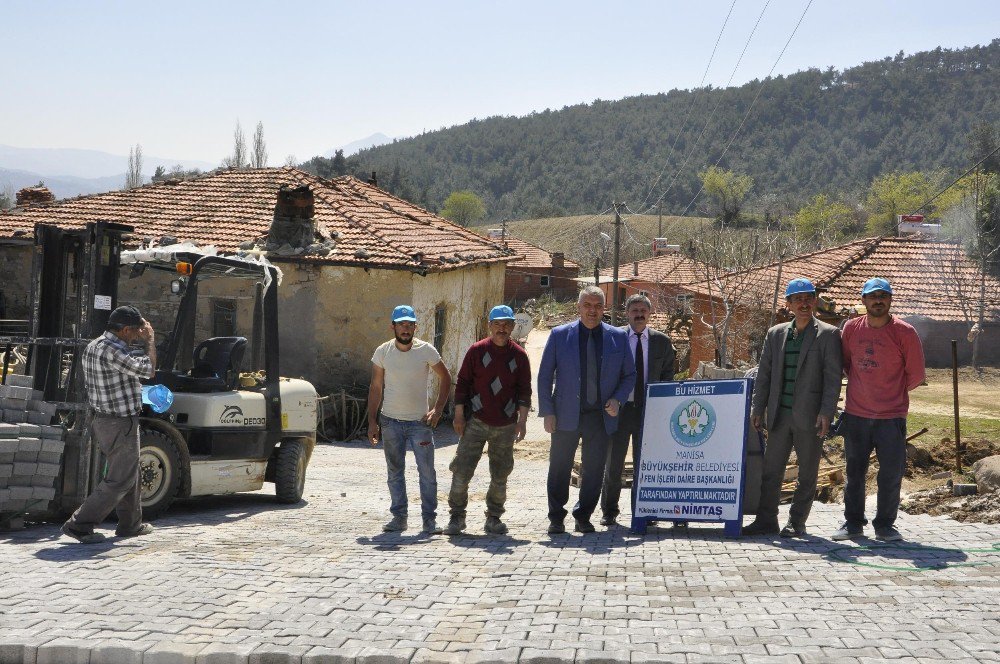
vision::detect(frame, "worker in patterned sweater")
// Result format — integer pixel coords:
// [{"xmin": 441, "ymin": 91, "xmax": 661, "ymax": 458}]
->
[{"xmin": 444, "ymin": 305, "xmax": 532, "ymax": 536}]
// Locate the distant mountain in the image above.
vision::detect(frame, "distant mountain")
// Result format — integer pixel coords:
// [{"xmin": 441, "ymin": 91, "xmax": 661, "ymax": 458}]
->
[
  {"xmin": 348, "ymin": 40, "xmax": 1000, "ymax": 219},
  {"xmin": 0, "ymin": 166, "xmax": 124, "ymax": 200},
  {"xmin": 0, "ymin": 144, "xmax": 214, "ymax": 180},
  {"xmin": 323, "ymin": 133, "xmax": 393, "ymax": 158}
]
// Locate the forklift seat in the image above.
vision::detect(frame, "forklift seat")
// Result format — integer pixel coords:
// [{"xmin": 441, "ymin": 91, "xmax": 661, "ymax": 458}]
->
[{"xmin": 190, "ymin": 336, "xmax": 247, "ymax": 391}]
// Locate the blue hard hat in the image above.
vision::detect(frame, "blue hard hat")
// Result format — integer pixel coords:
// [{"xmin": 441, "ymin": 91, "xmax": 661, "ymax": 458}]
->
[
  {"xmin": 784, "ymin": 278, "xmax": 816, "ymax": 298},
  {"xmin": 391, "ymin": 305, "xmax": 417, "ymax": 322},
  {"xmin": 488, "ymin": 305, "xmax": 516, "ymax": 321},
  {"xmin": 141, "ymin": 384, "xmax": 174, "ymax": 414},
  {"xmin": 861, "ymin": 277, "xmax": 892, "ymax": 296}
]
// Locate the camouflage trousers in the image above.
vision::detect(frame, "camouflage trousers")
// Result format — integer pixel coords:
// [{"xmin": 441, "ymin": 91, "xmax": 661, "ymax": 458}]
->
[{"xmin": 447, "ymin": 417, "xmax": 516, "ymax": 518}]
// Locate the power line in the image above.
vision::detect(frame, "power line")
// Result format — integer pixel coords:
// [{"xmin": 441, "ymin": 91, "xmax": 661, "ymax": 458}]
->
[{"xmin": 679, "ymin": 0, "xmax": 815, "ymax": 217}]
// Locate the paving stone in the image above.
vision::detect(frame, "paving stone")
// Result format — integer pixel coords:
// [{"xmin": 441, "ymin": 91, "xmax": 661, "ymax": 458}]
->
[
  {"xmin": 142, "ymin": 642, "xmax": 207, "ymax": 664},
  {"xmin": 194, "ymin": 643, "xmax": 255, "ymax": 664},
  {"xmin": 35, "ymin": 638, "xmax": 90, "ymax": 664},
  {"xmin": 248, "ymin": 645, "xmax": 310, "ymax": 664},
  {"xmin": 521, "ymin": 648, "xmax": 576, "ymax": 663},
  {"xmin": 463, "ymin": 648, "xmax": 521, "ymax": 664},
  {"xmin": 301, "ymin": 647, "xmax": 362, "ymax": 664},
  {"xmin": 2, "ymin": 375, "xmax": 35, "ymax": 389},
  {"xmin": 89, "ymin": 639, "xmax": 151, "ymax": 664}
]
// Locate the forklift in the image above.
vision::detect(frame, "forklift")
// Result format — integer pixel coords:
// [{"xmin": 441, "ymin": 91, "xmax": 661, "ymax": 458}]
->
[{"xmin": 0, "ymin": 222, "xmax": 318, "ymax": 523}]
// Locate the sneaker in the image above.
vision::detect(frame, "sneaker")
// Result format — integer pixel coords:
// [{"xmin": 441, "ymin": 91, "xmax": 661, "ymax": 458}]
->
[
  {"xmin": 422, "ymin": 520, "xmax": 443, "ymax": 535},
  {"xmin": 547, "ymin": 520, "xmax": 566, "ymax": 535},
  {"xmin": 780, "ymin": 522, "xmax": 806, "ymax": 538},
  {"xmin": 115, "ymin": 523, "xmax": 154, "ymax": 538},
  {"xmin": 599, "ymin": 514, "xmax": 618, "ymax": 526},
  {"xmin": 831, "ymin": 522, "xmax": 864, "ymax": 541},
  {"xmin": 444, "ymin": 517, "xmax": 466, "ymax": 536},
  {"xmin": 874, "ymin": 527, "xmax": 903, "ymax": 542},
  {"xmin": 742, "ymin": 520, "xmax": 780, "ymax": 536},
  {"xmin": 484, "ymin": 516, "xmax": 508, "ymax": 535},
  {"xmin": 382, "ymin": 516, "xmax": 408, "ymax": 532},
  {"xmin": 574, "ymin": 518, "xmax": 596, "ymax": 533},
  {"xmin": 61, "ymin": 522, "xmax": 106, "ymax": 545}
]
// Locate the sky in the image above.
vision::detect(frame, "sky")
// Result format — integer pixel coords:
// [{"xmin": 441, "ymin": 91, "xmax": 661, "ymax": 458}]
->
[{"xmin": 2, "ymin": 0, "xmax": 998, "ymax": 165}]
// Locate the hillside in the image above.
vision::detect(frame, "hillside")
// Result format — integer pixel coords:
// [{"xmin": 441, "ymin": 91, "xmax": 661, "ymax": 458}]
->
[{"xmin": 323, "ymin": 41, "xmax": 1000, "ymax": 220}]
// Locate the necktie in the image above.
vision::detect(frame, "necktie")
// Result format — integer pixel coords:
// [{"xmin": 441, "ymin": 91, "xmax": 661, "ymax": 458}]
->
[
  {"xmin": 586, "ymin": 331, "xmax": 598, "ymax": 406},
  {"xmin": 635, "ymin": 332, "xmax": 645, "ymax": 407}
]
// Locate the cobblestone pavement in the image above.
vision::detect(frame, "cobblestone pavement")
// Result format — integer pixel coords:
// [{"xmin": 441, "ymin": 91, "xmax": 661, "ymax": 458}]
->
[{"xmin": 2, "ymin": 437, "xmax": 999, "ymax": 664}]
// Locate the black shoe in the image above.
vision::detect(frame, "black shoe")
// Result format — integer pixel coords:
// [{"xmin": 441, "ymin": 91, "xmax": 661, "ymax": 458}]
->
[
  {"xmin": 779, "ymin": 522, "xmax": 806, "ymax": 538},
  {"xmin": 599, "ymin": 514, "xmax": 618, "ymax": 526},
  {"xmin": 831, "ymin": 522, "xmax": 864, "ymax": 541},
  {"xmin": 574, "ymin": 518, "xmax": 596, "ymax": 533},
  {"xmin": 61, "ymin": 522, "xmax": 106, "ymax": 544},
  {"xmin": 874, "ymin": 526, "xmax": 903, "ymax": 542},
  {"xmin": 116, "ymin": 523, "xmax": 154, "ymax": 538},
  {"xmin": 547, "ymin": 520, "xmax": 566, "ymax": 535},
  {"xmin": 742, "ymin": 520, "xmax": 780, "ymax": 536}
]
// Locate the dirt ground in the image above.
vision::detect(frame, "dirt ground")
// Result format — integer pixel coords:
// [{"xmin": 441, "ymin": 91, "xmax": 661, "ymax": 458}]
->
[{"xmin": 908, "ymin": 367, "xmax": 1000, "ymax": 419}]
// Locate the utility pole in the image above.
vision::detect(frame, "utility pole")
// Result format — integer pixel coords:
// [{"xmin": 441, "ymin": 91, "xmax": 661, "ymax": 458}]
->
[
  {"xmin": 500, "ymin": 217, "xmax": 508, "ymax": 247},
  {"xmin": 611, "ymin": 203, "xmax": 624, "ymax": 326},
  {"xmin": 658, "ymin": 202, "xmax": 663, "ymax": 238}
]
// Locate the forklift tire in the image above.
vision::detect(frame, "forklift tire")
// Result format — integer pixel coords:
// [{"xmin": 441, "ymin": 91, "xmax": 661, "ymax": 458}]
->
[
  {"xmin": 138, "ymin": 428, "xmax": 183, "ymax": 519},
  {"xmin": 274, "ymin": 439, "xmax": 307, "ymax": 503}
]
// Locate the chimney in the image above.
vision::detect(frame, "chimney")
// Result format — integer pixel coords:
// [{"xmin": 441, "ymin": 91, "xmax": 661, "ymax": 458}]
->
[
  {"xmin": 368, "ymin": 171, "xmax": 378, "ymax": 187},
  {"xmin": 267, "ymin": 184, "xmax": 316, "ymax": 248},
  {"xmin": 16, "ymin": 186, "xmax": 55, "ymax": 206},
  {"xmin": 633, "ymin": 261, "xmax": 639, "ymax": 277},
  {"xmin": 551, "ymin": 252, "xmax": 565, "ymax": 269}
]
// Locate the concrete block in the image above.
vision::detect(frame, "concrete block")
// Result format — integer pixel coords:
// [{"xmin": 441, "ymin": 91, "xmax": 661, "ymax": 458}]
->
[
  {"xmin": 19, "ymin": 423, "xmax": 40, "ymax": 436},
  {"xmin": 27, "ymin": 400, "xmax": 58, "ymax": 417},
  {"xmin": 89, "ymin": 640, "xmax": 152, "ymax": 664},
  {"xmin": 40, "ymin": 438, "xmax": 64, "ymax": 453},
  {"xmin": 35, "ymin": 462, "xmax": 60, "ymax": 477},
  {"xmin": 14, "ymin": 450, "xmax": 38, "ymax": 462},
  {"xmin": 0, "ymin": 489, "xmax": 9, "ymax": 501},
  {"xmin": 195, "ymin": 642, "xmax": 256, "ymax": 664},
  {"xmin": 0, "ymin": 422, "xmax": 19, "ymax": 437},
  {"xmin": 143, "ymin": 642, "xmax": 207, "ymax": 664},
  {"xmin": 0, "ymin": 385, "xmax": 13, "ymax": 398},
  {"xmin": 35, "ymin": 637, "xmax": 91, "ymax": 664},
  {"xmin": 18, "ymin": 437, "xmax": 43, "ymax": 452},
  {"xmin": 26, "ymin": 411, "xmax": 53, "ymax": 425},
  {"xmin": 0, "ymin": 398, "xmax": 28, "ymax": 411},
  {"xmin": 302, "ymin": 647, "xmax": 363, "ymax": 664},
  {"xmin": 30, "ymin": 475, "xmax": 55, "ymax": 487},
  {"xmin": 13, "ymin": 462, "xmax": 36, "ymax": 476},
  {"xmin": 38, "ymin": 425, "xmax": 65, "ymax": 440},
  {"xmin": 2, "ymin": 373, "xmax": 34, "ymax": 388},
  {"xmin": 38, "ymin": 451, "xmax": 62, "ymax": 464},
  {"xmin": 0, "ymin": 465, "xmax": 11, "ymax": 478},
  {"xmin": 8, "ymin": 475, "xmax": 31, "ymax": 486},
  {"xmin": 249, "ymin": 644, "xmax": 311, "ymax": 664},
  {"xmin": 0, "ymin": 498, "xmax": 27, "ymax": 512},
  {"xmin": 2, "ymin": 410, "xmax": 26, "ymax": 424},
  {"xmin": 8, "ymin": 486, "xmax": 31, "ymax": 499},
  {"xmin": 30, "ymin": 486, "xmax": 56, "ymax": 501},
  {"xmin": 0, "ymin": 453, "xmax": 13, "ymax": 464}
]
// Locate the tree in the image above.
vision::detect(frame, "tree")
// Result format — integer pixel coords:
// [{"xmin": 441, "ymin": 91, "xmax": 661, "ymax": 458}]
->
[
  {"xmin": 862, "ymin": 171, "xmax": 971, "ymax": 235},
  {"xmin": 331, "ymin": 149, "xmax": 348, "ymax": 175},
  {"xmin": 698, "ymin": 166, "xmax": 753, "ymax": 226},
  {"xmin": 151, "ymin": 164, "xmax": 202, "ymax": 182},
  {"xmin": 251, "ymin": 121, "xmax": 268, "ymax": 168},
  {"xmin": 440, "ymin": 191, "xmax": 486, "ymax": 226},
  {"xmin": 125, "ymin": 144, "xmax": 143, "ymax": 189},
  {"xmin": 792, "ymin": 194, "xmax": 854, "ymax": 246},
  {"xmin": 223, "ymin": 121, "xmax": 248, "ymax": 168},
  {"xmin": 0, "ymin": 181, "xmax": 13, "ymax": 210}
]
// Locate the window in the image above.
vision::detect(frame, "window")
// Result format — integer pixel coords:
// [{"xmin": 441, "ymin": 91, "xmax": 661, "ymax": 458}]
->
[
  {"xmin": 212, "ymin": 299, "xmax": 237, "ymax": 337},
  {"xmin": 540, "ymin": 275, "xmax": 551, "ymax": 287},
  {"xmin": 676, "ymin": 294, "xmax": 694, "ymax": 314},
  {"xmin": 523, "ymin": 275, "xmax": 531, "ymax": 284},
  {"xmin": 638, "ymin": 290, "xmax": 649, "ymax": 297},
  {"xmin": 433, "ymin": 305, "xmax": 447, "ymax": 354}
]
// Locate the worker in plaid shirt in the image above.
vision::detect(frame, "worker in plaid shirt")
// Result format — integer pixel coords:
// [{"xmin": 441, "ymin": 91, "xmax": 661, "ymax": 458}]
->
[{"xmin": 61, "ymin": 305, "xmax": 157, "ymax": 544}]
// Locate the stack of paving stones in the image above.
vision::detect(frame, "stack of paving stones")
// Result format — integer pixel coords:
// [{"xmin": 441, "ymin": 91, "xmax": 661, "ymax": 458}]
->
[{"xmin": 0, "ymin": 374, "xmax": 65, "ymax": 516}]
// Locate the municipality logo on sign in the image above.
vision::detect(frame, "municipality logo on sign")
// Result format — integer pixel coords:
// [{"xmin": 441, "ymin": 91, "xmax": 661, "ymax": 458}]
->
[{"xmin": 670, "ymin": 399, "xmax": 717, "ymax": 447}]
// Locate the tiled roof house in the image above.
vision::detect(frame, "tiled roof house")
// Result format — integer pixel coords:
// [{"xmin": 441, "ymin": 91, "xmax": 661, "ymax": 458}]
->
[
  {"xmin": 597, "ymin": 249, "xmax": 710, "ymax": 316},
  {"xmin": 0, "ymin": 168, "xmax": 515, "ymax": 390},
  {"xmin": 491, "ymin": 235, "xmax": 580, "ymax": 302}
]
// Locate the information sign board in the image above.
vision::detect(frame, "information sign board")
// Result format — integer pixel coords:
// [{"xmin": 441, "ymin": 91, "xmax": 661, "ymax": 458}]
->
[{"xmin": 631, "ymin": 378, "xmax": 751, "ymax": 536}]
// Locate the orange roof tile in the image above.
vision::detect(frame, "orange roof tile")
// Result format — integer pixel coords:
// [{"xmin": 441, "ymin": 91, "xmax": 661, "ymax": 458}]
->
[
  {"xmin": 498, "ymin": 236, "xmax": 580, "ymax": 270},
  {"xmin": 683, "ymin": 236, "xmax": 1000, "ymax": 323},
  {"xmin": 601, "ymin": 251, "xmax": 708, "ymax": 285},
  {"xmin": 0, "ymin": 168, "xmax": 513, "ymax": 272}
]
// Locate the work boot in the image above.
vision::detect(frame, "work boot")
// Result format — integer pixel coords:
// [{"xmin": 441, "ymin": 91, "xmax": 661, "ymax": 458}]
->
[
  {"xmin": 444, "ymin": 517, "xmax": 466, "ymax": 536},
  {"xmin": 382, "ymin": 515, "xmax": 408, "ymax": 532},
  {"xmin": 779, "ymin": 522, "xmax": 806, "ymax": 538},
  {"xmin": 599, "ymin": 514, "xmax": 618, "ymax": 527},
  {"xmin": 547, "ymin": 520, "xmax": 566, "ymax": 535},
  {"xmin": 831, "ymin": 522, "xmax": 864, "ymax": 541},
  {"xmin": 574, "ymin": 518, "xmax": 596, "ymax": 533},
  {"xmin": 61, "ymin": 522, "xmax": 106, "ymax": 545},
  {"xmin": 116, "ymin": 523, "xmax": 154, "ymax": 538},
  {"xmin": 741, "ymin": 519, "xmax": 780, "ymax": 536},
  {"xmin": 484, "ymin": 516, "xmax": 508, "ymax": 535},
  {"xmin": 422, "ymin": 520, "xmax": 442, "ymax": 535}
]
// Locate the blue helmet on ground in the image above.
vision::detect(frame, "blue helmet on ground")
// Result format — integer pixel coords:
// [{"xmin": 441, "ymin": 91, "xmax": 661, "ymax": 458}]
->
[
  {"xmin": 861, "ymin": 277, "xmax": 893, "ymax": 296},
  {"xmin": 488, "ymin": 305, "xmax": 516, "ymax": 322},
  {"xmin": 784, "ymin": 278, "xmax": 816, "ymax": 298}
]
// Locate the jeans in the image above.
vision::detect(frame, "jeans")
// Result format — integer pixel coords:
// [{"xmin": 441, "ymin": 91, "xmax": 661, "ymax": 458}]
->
[
  {"xmin": 380, "ymin": 415, "xmax": 437, "ymax": 522},
  {"xmin": 547, "ymin": 410, "xmax": 609, "ymax": 522},
  {"xmin": 757, "ymin": 411, "xmax": 822, "ymax": 528},
  {"xmin": 842, "ymin": 413, "xmax": 907, "ymax": 530},
  {"xmin": 601, "ymin": 401, "xmax": 643, "ymax": 520},
  {"xmin": 447, "ymin": 417, "xmax": 516, "ymax": 519}
]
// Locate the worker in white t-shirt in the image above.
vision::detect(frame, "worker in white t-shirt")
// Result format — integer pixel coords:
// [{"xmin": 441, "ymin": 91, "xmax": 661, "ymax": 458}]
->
[{"xmin": 367, "ymin": 305, "xmax": 452, "ymax": 535}]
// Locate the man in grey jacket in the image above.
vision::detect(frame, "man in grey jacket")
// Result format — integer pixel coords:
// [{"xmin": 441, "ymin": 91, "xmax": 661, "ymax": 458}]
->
[{"xmin": 743, "ymin": 278, "xmax": 842, "ymax": 537}]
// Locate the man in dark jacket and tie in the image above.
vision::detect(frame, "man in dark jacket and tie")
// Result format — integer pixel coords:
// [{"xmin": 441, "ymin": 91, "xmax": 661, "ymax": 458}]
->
[
  {"xmin": 538, "ymin": 286, "xmax": 635, "ymax": 535},
  {"xmin": 743, "ymin": 278, "xmax": 842, "ymax": 537},
  {"xmin": 599, "ymin": 294, "xmax": 676, "ymax": 527}
]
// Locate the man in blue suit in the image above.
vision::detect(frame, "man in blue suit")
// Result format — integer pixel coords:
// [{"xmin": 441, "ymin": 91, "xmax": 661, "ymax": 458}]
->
[{"xmin": 538, "ymin": 285, "xmax": 636, "ymax": 534}]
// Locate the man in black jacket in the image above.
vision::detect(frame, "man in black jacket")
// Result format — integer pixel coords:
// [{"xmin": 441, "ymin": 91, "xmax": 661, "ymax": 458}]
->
[{"xmin": 600, "ymin": 294, "xmax": 676, "ymax": 527}]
